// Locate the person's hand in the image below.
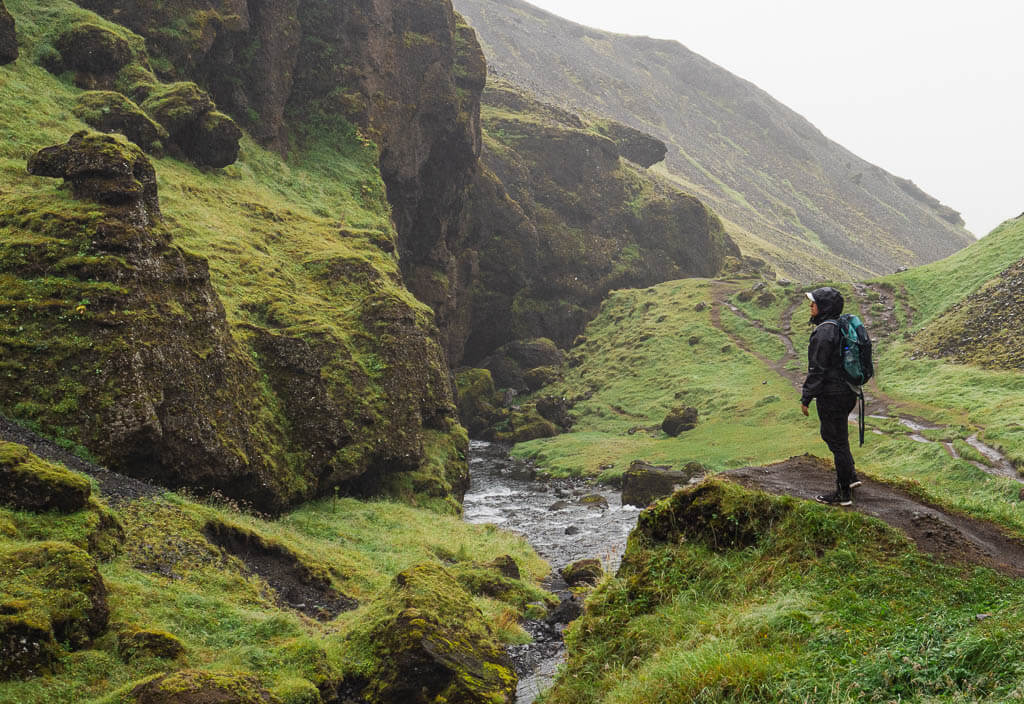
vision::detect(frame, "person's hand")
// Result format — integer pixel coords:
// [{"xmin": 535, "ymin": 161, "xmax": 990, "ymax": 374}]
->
[{"xmin": 801, "ymin": 404, "xmax": 809, "ymax": 417}]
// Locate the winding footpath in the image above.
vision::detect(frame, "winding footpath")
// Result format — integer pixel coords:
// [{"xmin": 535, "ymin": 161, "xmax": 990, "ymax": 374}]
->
[{"xmin": 710, "ymin": 282, "xmax": 1018, "ymax": 483}]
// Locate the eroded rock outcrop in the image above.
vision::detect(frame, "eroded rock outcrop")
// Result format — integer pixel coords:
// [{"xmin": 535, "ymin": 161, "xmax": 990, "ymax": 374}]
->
[
  {"xmin": 459, "ymin": 82, "xmax": 739, "ymax": 361},
  {"xmin": 0, "ymin": 442, "xmax": 91, "ymax": 514},
  {"xmin": 365, "ymin": 563, "xmax": 517, "ymax": 704},
  {"xmin": 0, "ymin": 0, "xmax": 16, "ymax": 65},
  {"xmin": 129, "ymin": 670, "xmax": 281, "ymax": 704}
]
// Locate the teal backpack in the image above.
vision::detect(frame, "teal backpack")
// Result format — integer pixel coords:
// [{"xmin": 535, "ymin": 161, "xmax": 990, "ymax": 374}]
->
[{"xmin": 821, "ymin": 314, "xmax": 874, "ymax": 444}]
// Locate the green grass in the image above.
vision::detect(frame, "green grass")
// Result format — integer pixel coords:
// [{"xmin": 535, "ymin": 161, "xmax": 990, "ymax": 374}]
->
[
  {"xmin": 543, "ymin": 481, "xmax": 1024, "ymax": 704},
  {"xmin": 0, "ymin": 481, "xmax": 550, "ymax": 703}
]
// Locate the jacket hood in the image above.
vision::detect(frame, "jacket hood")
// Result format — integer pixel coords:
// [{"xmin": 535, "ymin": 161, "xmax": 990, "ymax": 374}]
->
[{"xmin": 807, "ymin": 286, "xmax": 844, "ymax": 323}]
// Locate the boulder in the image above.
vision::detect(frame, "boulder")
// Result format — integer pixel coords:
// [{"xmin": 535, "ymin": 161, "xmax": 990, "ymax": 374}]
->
[
  {"xmin": 27, "ymin": 130, "xmax": 159, "ymax": 212},
  {"xmin": 560, "ymin": 558, "xmax": 603, "ymax": 587},
  {"xmin": 141, "ymin": 82, "xmax": 241, "ymax": 167},
  {"xmin": 367, "ymin": 563, "xmax": 516, "ymax": 704},
  {"xmin": 55, "ymin": 23, "xmax": 132, "ymax": 77},
  {"xmin": 455, "ymin": 367, "xmax": 504, "ymax": 437},
  {"xmin": 662, "ymin": 406, "xmax": 699, "ymax": 436},
  {"xmin": 73, "ymin": 91, "xmax": 169, "ymax": 154},
  {"xmin": 0, "ymin": 542, "xmax": 109, "ymax": 652},
  {"xmin": 0, "ymin": 600, "xmax": 59, "ymax": 681},
  {"xmin": 129, "ymin": 670, "xmax": 280, "ymax": 703},
  {"xmin": 622, "ymin": 460, "xmax": 705, "ymax": 508},
  {"xmin": 535, "ymin": 395, "xmax": 573, "ymax": 429},
  {"xmin": 523, "ymin": 365, "xmax": 562, "ymax": 391},
  {"xmin": 187, "ymin": 110, "xmax": 242, "ymax": 168},
  {"xmin": 0, "ymin": 0, "xmax": 16, "ymax": 65},
  {"xmin": 117, "ymin": 627, "xmax": 185, "ymax": 662},
  {"xmin": 484, "ymin": 555, "xmax": 521, "ymax": 580},
  {"xmin": 0, "ymin": 441, "xmax": 91, "ymax": 513}
]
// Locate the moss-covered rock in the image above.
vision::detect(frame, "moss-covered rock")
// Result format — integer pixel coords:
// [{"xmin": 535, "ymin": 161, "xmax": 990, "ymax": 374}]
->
[
  {"xmin": 129, "ymin": 669, "xmax": 281, "ymax": 703},
  {"xmin": 55, "ymin": 23, "xmax": 132, "ymax": 78},
  {"xmin": 73, "ymin": 91, "xmax": 169, "ymax": 154},
  {"xmin": 365, "ymin": 563, "xmax": 516, "ymax": 704},
  {"xmin": 0, "ymin": 441, "xmax": 91, "ymax": 513},
  {"xmin": 621, "ymin": 460, "xmax": 705, "ymax": 508},
  {"xmin": 560, "ymin": 558, "xmax": 603, "ymax": 587},
  {"xmin": 455, "ymin": 367, "xmax": 505, "ymax": 437},
  {"xmin": 141, "ymin": 82, "xmax": 240, "ymax": 167},
  {"xmin": 0, "ymin": 541, "xmax": 109, "ymax": 650},
  {"xmin": 662, "ymin": 405, "xmax": 699, "ymax": 437},
  {"xmin": 117, "ymin": 627, "xmax": 185, "ymax": 662},
  {"xmin": 27, "ymin": 130, "xmax": 158, "ymax": 210},
  {"xmin": 487, "ymin": 406, "xmax": 561, "ymax": 445},
  {"xmin": 0, "ymin": 0, "xmax": 16, "ymax": 65},
  {"xmin": 0, "ymin": 600, "xmax": 59, "ymax": 681},
  {"xmin": 523, "ymin": 365, "xmax": 562, "ymax": 391}
]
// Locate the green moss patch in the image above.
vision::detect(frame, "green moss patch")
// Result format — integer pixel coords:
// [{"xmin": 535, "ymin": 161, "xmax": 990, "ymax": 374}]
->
[{"xmin": 0, "ymin": 440, "xmax": 91, "ymax": 513}]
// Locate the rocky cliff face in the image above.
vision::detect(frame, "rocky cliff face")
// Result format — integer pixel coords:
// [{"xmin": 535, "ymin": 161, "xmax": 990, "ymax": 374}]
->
[
  {"xmin": 75, "ymin": 0, "xmax": 487, "ymax": 361},
  {"xmin": 453, "ymin": 0, "xmax": 976, "ymax": 281},
  {"xmin": 457, "ymin": 82, "xmax": 738, "ymax": 363},
  {"xmin": 2, "ymin": 128, "xmax": 464, "ymax": 514}
]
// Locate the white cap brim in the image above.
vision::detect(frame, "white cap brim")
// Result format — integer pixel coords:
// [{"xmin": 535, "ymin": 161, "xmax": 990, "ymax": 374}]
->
[{"xmin": 805, "ymin": 291, "xmax": 815, "ymax": 302}]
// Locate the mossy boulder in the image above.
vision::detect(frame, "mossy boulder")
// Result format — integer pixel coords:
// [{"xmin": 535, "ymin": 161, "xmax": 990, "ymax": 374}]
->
[
  {"xmin": 189, "ymin": 110, "xmax": 242, "ymax": 168},
  {"xmin": 622, "ymin": 460, "xmax": 707, "ymax": 508},
  {"xmin": 129, "ymin": 670, "xmax": 281, "ymax": 704},
  {"xmin": 487, "ymin": 406, "xmax": 560, "ymax": 444},
  {"xmin": 662, "ymin": 405, "xmax": 699, "ymax": 437},
  {"xmin": 141, "ymin": 82, "xmax": 241, "ymax": 167},
  {"xmin": 0, "ymin": 541, "xmax": 109, "ymax": 650},
  {"xmin": 55, "ymin": 23, "xmax": 132, "ymax": 78},
  {"xmin": 523, "ymin": 365, "xmax": 562, "ymax": 391},
  {"xmin": 0, "ymin": 600, "xmax": 59, "ymax": 681},
  {"xmin": 27, "ymin": 130, "xmax": 158, "ymax": 210},
  {"xmin": 117, "ymin": 627, "xmax": 185, "ymax": 661},
  {"xmin": 73, "ymin": 91, "xmax": 169, "ymax": 155},
  {"xmin": 0, "ymin": 0, "xmax": 16, "ymax": 65},
  {"xmin": 455, "ymin": 367, "xmax": 505, "ymax": 437},
  {"xmin": 0, "ymin": 441, "xmax": 91, "ymax": 513},
  {"xmin": 484, "ymin": 554, "xmax": 521, "ymax": 580},
  {"xmin": 560, "ymin": 558, "xmax": 603, "ymax": 587},
  {"xmin": 366, "ymin": 563, "xmax": 516, "ymax": 704}
]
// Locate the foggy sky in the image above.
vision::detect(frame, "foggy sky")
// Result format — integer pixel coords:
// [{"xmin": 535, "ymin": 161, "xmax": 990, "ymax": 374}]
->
[{"xmin": 518, "ymin": 0, "xmax": 1024, "ymax": 238}]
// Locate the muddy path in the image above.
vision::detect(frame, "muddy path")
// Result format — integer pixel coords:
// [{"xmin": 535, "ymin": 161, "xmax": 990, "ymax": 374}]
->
[{"xmin": 724, "ymin": 455, "xmax": 1024, "ymax": 577}]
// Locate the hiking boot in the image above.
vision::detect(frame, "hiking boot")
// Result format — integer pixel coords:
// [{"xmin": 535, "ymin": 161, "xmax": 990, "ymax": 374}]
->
[
  {"xmin": 815, "ymin": 489, "xmax": 853, "ymax": 506},
  {"xmin": 849, "ymin": 473, "xmax": 863, "ymax": 489}
]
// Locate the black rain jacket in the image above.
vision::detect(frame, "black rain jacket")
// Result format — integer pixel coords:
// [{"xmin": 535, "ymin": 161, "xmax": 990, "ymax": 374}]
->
[{"xmin": 801, "ymin": 287, "xmax": 852, "ymax": 406}]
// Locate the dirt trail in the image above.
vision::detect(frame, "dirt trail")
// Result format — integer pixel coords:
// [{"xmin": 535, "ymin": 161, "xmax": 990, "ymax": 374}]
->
[
  {"xmin": 724, "ymin": 456, "xmax": 1024, "ymax": 577},
  {"xmin": 710, "ymin": 283, "xmax": 1018, "ymax": 483}
]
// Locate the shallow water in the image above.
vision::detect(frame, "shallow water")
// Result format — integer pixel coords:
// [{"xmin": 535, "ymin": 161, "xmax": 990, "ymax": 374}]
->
[{"xmin": 463, "ymin": 440, "xmax": 643, "ymax": 703}]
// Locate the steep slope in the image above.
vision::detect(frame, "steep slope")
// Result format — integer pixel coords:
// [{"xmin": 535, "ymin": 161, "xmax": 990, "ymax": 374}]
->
[
  {"xmin": 453, "ymin": 81, "xmax": 738, "ymax": 363},
  {"xmin": 453, "ymin": 0, "xmax": 976, "ymax": 281},
  {"xmin": 0, "ymin": 0, "xmax": 467, "ymax": 514}
]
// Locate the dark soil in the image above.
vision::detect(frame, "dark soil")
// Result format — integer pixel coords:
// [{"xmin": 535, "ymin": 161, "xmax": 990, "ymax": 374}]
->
[
  {"xmin": 0, "ymin": 416, "xmax": 162, "ymax": 504},
  {"xmin": 724, "ymin": 455, "xmax": 1024, "ymax": 577},
  {"xmin": 203, "ymin": 522, "xmax": 358, "ymax": 621}
]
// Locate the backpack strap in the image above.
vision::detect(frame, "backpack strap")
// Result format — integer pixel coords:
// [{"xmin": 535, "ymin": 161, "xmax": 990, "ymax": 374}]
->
[{"xmin": 848, "ymin": 382, "xmax": 866, "ymax": 446}]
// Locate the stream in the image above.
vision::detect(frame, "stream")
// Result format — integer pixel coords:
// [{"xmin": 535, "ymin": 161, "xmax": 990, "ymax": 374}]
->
[{"xmin": 463, "ymin": 441, "xmax": 643, "ymax": 704}]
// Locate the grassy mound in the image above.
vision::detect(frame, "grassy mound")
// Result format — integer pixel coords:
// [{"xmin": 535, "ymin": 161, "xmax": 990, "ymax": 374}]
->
[{"xmin": 545, "ymin": 480, "xmax": 1024, "ymax": 703}]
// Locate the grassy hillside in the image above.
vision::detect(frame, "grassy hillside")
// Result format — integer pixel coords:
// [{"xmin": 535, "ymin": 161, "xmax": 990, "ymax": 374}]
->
[{"xmin": 454, "ymin": 0, "xmax": 975, "ymax": 282}]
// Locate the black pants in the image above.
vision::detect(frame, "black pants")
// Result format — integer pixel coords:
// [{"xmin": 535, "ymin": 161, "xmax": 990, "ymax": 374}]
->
[{"xmin": 816, "ymin": 391, "xmax": 857, "ymax": 489}]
